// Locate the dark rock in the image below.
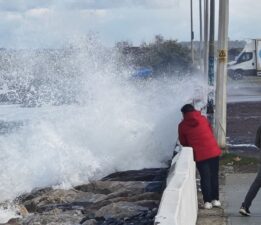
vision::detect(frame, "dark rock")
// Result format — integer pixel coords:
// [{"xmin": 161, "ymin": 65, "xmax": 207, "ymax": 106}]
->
[
  {"xmin": 4, "ymin": 218, "xmax": 21, "ymax": 225},
  {"xmin": 102, "ymin": 218, "xmax": 123, "ymax": 225},
  {"xmin": 101, "ymin": 168, "xmax": 168, "ymax": 182},
  {"xmin": 22, "ymin": 189, "xmax": 106, "ymax": 212},
  {"xmin": 4, "ymin": 167, "xmax": 168, "ymax": 225},
  {"xmin": 75, "ymin": 181, "xmax": 147, "ymax": 195},
  {"xmin": 17, "ymin": 187, "xmax": 53, "ymax": 203},
  {"xmin": 81, "ymin": 219, "xmax": 98, "ymax": 225},
  {"xmin": 81, "ymin": 193, "xmax": 160, "ymax": 216},
  {"xmin": 104, "ymin": 189, "xmax": 142, "ymax": 201},
  {"xmin": 145, "ymin": 181, "xmax": 165, "ymax": 193},
  {"xmin": 134, "ymin": 200, "xmax": 159, "ymax": 209},
  {"xmin": 127, "ymin": 192, "xmax": 161, "ymax": 202},
  {"xmin": 95, "ymin": 201, "xmax": 148, "ymax": 219},
  {"xmin": 20, "ymin": 209, "xmax": 83, "ymax": 225},
  {"xmin": 36, "ymin": 201, "xmax": 91, "ymax": 213}
]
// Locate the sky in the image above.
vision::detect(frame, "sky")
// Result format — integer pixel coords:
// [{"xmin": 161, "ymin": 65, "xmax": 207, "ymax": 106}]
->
[{"xmin": 0, "ymin": 0, "xmax": 260, "ymax": 48}]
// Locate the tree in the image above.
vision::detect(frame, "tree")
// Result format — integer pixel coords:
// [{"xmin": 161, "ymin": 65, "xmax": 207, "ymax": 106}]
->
[{"xmin": 116, "ymin": 35, "xmax": 193, "ymax": 76}]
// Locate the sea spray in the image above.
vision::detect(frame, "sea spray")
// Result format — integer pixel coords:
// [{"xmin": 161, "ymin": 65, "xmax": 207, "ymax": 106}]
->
[{"xmin": 0, "ymin": 39, "xmax": 205, "ymax": 206}]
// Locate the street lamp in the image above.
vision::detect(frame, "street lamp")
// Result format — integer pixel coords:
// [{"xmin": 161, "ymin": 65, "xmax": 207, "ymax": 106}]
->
[
  {"xmin": 207, "ymin": 0, "xmax": 215, "ymax": 124},
  {"xmin": 190, "ymin": 0, "xmax": 194, "ymax": 64}
]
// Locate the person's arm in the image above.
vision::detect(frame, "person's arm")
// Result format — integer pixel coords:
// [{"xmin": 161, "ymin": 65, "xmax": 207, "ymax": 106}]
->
[
  {"xmin": 255, "ymin": 126, "xmax": 261, "ymax": 149},
  {"xmin": 178, "ymin": 124, "xmax": 187, "ymax": 146}
]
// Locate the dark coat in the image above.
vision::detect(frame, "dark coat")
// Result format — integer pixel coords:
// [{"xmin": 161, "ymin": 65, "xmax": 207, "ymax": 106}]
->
[
  {"xmin": 255, "ymin": 125, "xmax": 261, "ymax": 149},
  {"xmin": 255, "ymin": 126, "xmax": 261, "ymax": 163},
  {"xmin": 178, "ymin": 110, "xmax": 222, "ymax": 162}
]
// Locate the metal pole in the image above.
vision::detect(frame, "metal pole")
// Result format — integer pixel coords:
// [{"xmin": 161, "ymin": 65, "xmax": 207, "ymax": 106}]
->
[
  {"xmin": 203, "ymin": 0, "xmax": 209, "ymax": 80},
  {"xmin": 207, "ymin": 0, "xmax": 215, "ymax": 122},
  {"xmin": 190, "ymin": 0, "xmax": 194, "ymax": 64},
  {"xmin": 199, "ymin": 0, "xmax": 203, "ymax": 72},
  {"xmin": 215, "ymin": 0, "xmax": 229, "ymax": 148}
]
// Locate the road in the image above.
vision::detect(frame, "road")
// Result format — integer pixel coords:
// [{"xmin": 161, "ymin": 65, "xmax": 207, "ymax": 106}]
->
[{"xmin": 227, "ymin": 76, "xmax": 261, "ymax": 103}]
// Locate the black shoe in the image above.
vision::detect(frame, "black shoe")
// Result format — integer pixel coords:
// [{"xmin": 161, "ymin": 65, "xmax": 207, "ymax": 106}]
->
[{"xmin": 239, "ymin": 204, "xmax": 251, "ymax": 216}]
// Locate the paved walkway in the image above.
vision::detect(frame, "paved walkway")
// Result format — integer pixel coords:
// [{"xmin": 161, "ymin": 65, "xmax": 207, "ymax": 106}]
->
[
  {"xmin": 197, "ymin": 172, "xmax": 261, "ymax": 225},
  {"xmin": 225, "ymin": 173, "xmax": 261, "ymax": 225}
]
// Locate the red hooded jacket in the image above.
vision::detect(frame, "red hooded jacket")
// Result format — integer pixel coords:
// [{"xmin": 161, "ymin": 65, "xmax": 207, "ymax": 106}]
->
[{"xmin": 178, "ymin": 110, "xmax": 222, "ymax": 162}]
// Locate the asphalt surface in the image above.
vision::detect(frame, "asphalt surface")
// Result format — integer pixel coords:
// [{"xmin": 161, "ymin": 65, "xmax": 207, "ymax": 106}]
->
[
  {"xmin": 225, "ymin": 173, "xmax": 261, "ymax": 225},
  {"xmin": 226, "ymin": 76, "xmax": 261, "ymax": 156},
  {"xmin": 227, "ymin": 76, "xmax": 261, "ymax": 103},
  {"xmin": 227, "ymin": 101, "xmax": 261, "ymax": 148}
]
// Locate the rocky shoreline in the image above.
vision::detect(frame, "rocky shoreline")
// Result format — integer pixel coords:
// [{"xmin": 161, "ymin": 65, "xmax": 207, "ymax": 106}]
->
[
  {"xmin": 2, "ymin": 100, "xmax": 258, "ymax": 225},
  {"xmin": 1, "ymin": 168, "xmax": 168, "ymax": 225}
]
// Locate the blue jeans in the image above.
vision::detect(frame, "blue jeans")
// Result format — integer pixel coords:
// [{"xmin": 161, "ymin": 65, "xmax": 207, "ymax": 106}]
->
[
  {"xmin": 243, "ymin": 165, "xmax": 261, "ymax": 209},
  {"xmin": 196, "ymin": 157, "xmax": 219, "ymax": 203}
]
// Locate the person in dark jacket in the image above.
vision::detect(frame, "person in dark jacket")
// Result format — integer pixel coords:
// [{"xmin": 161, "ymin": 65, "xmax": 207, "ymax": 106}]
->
[
  {"xmin": 239, "ymin": 125, "xmax": 261, "ymax": 216},
  {"xmin": 178, "ymin": 104, "xmax": 222, "ymax": 209}
]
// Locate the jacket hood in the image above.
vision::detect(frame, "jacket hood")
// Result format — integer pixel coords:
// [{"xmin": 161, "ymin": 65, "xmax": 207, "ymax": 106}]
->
[{"xmin": 183, "ymin": 111, "xmax": 201, "ymax": 127}]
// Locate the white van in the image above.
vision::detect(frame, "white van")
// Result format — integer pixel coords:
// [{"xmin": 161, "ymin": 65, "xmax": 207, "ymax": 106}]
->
[{"xmin": 228, "ymin": 39, "xmax": 261, "ymax": 79}]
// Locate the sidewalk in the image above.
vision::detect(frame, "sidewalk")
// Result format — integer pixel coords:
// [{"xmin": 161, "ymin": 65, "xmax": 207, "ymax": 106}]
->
[
  {"xmin": 196, "ymin": 183, "xmax": 227, "ymax": 225},
  {"xmin": 197, "ymin": 172, "xmax": 261, "ymax": 225},
  {"xmin": 225, "ymin": 173, "xmax": 261, "ymax": 225}
]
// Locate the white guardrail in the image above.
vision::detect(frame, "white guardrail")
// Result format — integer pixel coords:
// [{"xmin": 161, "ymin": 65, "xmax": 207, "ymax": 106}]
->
[{"xmin": 154, "ymin": 147, "xmax": 198, "ymax": 225}]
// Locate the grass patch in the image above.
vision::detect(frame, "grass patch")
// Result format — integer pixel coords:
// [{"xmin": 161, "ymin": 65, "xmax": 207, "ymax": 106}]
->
[{"xmin": 220, "ymin": 152, "xmax": 259, "ymax": 166}]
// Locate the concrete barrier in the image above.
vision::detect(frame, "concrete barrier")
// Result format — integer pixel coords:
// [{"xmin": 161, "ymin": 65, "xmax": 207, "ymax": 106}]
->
[{"xmin": 154, "ymin": 147, "xmax": 198, "ymax": 225}]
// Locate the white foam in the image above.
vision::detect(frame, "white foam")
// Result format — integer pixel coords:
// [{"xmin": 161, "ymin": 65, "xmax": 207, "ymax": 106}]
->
[
  {"xmin": 0, "ymin": 40, "xmax": 205, "ymax": 208},
  {"xmin": 0, "ymin": 204, "xmax": 21, "ymax": 223}
]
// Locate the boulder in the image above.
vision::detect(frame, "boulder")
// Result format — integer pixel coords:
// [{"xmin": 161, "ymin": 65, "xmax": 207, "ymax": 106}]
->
[
  {"xmin": 1, "ymin": 168, "xmax": 167, "ymax": 225},
  {"xmin": 95, "ymin": 201, "xmax": 148, "ymax": 219},
  {"xmin": 20, "ymin": 211, "xmax": 82, "ymax": 225},
  {"xmin": 75, "ymin": 181, "xmax": 147, "ymax": 195},
  {"xmin": 102, "ymin": 168, "xmax": 168, "ymax": 182},
  {"xmin": 81, "ymin": 219, "xmax": 97, "ymax": 225},
  {"xmin": 22, "ymin": 189, "xmax": 106, "ymax": 212}
]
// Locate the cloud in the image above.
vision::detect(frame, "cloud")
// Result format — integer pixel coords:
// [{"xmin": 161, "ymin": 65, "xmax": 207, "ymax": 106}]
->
[
  {"xmin": 65, "ymin": 0, "xmax": 179, "ymax": 9},
  {"xmin": 0, "ymin": 0, "xmax": 179, "ymax": 12},
  {"xmin": 0, "ymin": 0, "xmax": 52, "ymax": 12},
  {"xmin": 80, "ymin": 9, "xmax": 108, "ymax": 18},
  {"xmin": 5, "ymin": 13, "xmax": 23, "ymax": 22},
  {"xmin": 0, "ymin": 0, "xmax": 191, "ymax": 49},
  {"xmin": 0, "ymin": 0, "xmax": 260, "ymax": 48},
  {"xmin": 25, "ymin": 8, "xmax": 52, "ymax": 17},
  {"xmin": 229, "ymin": 0, "xmax": 261, "ymax": 40}
]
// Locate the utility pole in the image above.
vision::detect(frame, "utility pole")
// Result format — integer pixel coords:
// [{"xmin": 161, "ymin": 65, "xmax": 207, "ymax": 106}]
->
[
  {"xmin": 215, "ymin": 0, "xmax": 229, "ymax": 148},
  {"xmin": 207, "ymin": 0, "xmax": 215, "ymax": 123},
  {"xmin": 190, "ymin": 0, "xmax": 194, "ymax": 64},
  {"xmin": 199, "ymin": 0, "xmax": 203, "ymax": 72},
  {"xmin": 203, "ymin": 0, "xmax": 209, "ymax": 81}
]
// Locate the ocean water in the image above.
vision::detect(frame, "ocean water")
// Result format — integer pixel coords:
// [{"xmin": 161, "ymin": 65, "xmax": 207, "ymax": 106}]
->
[{"xmin": 0, "ymin": 40, "xmax": 205, "ymax": 221}]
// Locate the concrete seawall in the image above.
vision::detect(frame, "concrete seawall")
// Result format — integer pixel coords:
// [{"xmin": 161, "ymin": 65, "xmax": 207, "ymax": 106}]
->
[{"xmin": 154, "ymin": 147, "xmax": 198, "ymax": 225}]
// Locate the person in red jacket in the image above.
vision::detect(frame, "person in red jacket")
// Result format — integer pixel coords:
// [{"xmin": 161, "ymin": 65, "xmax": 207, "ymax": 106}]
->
[{"xmin": 178, "ymin": 104, "xmax": 222, "ymax": 209}]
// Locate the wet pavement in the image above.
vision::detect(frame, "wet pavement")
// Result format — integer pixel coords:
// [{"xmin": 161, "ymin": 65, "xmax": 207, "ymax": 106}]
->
[
  {"xmin": 225, "ymin": 173, "xmax": 261, "ymax": 225},
  {"xmin": 227, "ymin": 76, "xmax": 261, "ymax": 103},
  {"xmin": 227, "ymin": 101, "xmax": 261, "ymax": 151},
  {"xmin": 197, "ymin": 172, "xmax": 261, "ymax": 225}
]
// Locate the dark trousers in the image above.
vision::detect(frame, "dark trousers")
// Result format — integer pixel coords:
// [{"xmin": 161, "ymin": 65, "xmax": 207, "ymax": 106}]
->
[
  {"xmin": 196, "ymin": 156, "xmax": 219, "ymax": 203},
  {"xmin": 243, "ymin": 165, "xmax": 261, "ymax": 209}
]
